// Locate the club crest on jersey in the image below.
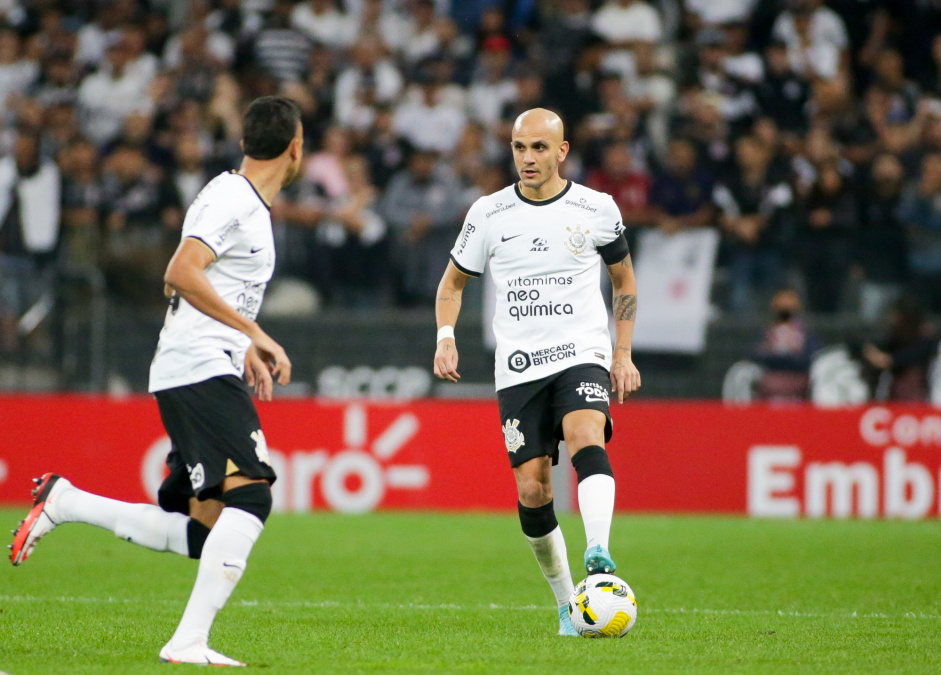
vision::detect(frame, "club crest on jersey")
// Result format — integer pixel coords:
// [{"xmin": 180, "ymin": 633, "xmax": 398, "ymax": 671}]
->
[
  {"xmin": 503, "ymin": 419, "xmax": 525, "ymax": 453},
  {"xmin": 564, "ymin": 225, "xmax": 590, "ymax": 255},
  {"xmin": 251, "ymin": 429, "xmax": 272, "ymax": 465}
]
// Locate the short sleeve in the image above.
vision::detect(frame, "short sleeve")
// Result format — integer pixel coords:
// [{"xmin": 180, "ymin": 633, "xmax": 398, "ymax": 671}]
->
[
  {"xmin": 449, "ymin": 200, "xmax": 487, "ymax": 277},
  {"xmin": 595, "ymin": 195, "xmax": 630, "ymax": 265},
  {"xmin": 182, "ymin": 191, "xmax": 241, "ymax": 259}
]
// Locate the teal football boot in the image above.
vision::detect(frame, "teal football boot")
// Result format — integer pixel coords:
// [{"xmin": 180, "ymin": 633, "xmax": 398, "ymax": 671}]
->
[
  {"xmin": 584, "ymin": 544, "xmax": 617, "ymax": 575},
  {"xmin": 558, "ymin": 604, "xmax": 578, "ymax": 636}
]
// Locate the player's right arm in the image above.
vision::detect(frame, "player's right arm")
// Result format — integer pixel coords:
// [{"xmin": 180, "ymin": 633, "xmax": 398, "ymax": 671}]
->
[
  {"xmin": 433, "ymin": 261, "xmax": 471, "ymax": 382},
  {"xmin": 163, "ymin": 238, "xmax": 292, "ymax": 386},
  {"xmin": 434, "ymin": 200, "xmax": 487, "ymax": 383}
]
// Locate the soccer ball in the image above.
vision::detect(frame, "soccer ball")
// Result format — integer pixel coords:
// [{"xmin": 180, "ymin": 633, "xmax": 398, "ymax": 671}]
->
[{"xmin": 567, "ymin": 574, "xmax": 637, "ymax": 638}]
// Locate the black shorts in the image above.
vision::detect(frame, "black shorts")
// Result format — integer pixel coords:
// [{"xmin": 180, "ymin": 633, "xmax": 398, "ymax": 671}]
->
[
  {"xmin": 496, "ymin": 364, "xmax": 613, "ymax": 468},
  {"xmin": 154, "ymin": 375, "xmax": 276, "ymax": 510}
]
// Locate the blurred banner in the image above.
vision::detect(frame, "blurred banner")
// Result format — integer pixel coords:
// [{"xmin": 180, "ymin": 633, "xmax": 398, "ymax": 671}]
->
[
  {"xmin": 631, "ymin": 227, "xmax": 719, "ymax": 354},
  {"xmin": 2, "ymin": 398, "xmax": 941, "ymax": 519}
]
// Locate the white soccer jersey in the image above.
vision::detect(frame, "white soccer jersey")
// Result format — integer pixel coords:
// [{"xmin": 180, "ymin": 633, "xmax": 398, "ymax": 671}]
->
[
  {"xmin": 149, "ymin": 172, "xmax": 275, "ymax": 393},
  {"xmin": 450, "ymin": 181, "xmax": 628, "ymax": 391}
]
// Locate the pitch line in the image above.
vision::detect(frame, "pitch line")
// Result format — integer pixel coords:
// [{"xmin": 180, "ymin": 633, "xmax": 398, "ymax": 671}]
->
[{"xmin": 0, "ymin": 595, "xmax": 939, "ymax": 621}]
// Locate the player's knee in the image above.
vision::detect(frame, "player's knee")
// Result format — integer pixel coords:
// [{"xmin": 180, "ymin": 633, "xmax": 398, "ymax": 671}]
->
[
  {"xmin": 220, "ymin": 481, "xmax": 272, "ymax": 524},
  {"xmin": 571, "ymin": 445, "xmax": 614, "ymax": 483},
  {"xmin": 158, "ymin": 485, "xmax": 190, "ymax": 516},
  {"xmin": 567, "ymin": 425, "xmax": 606, "ymax": 454},
  {"xmin": 518, "ymin": 499, "xmax": 559, "ymax": 538},
  {"xmin": 516, "ymin": 475, "xmax": 552, "ymax": 508}
]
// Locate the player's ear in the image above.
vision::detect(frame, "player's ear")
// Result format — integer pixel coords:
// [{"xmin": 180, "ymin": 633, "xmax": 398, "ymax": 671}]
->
[
  {"xmin": 239, "ymin": 139, "xmax": 244, "ymax": 152},
  {"xmin": 558, "ymin": 140, "xmax": 570, "ymax": 163}
]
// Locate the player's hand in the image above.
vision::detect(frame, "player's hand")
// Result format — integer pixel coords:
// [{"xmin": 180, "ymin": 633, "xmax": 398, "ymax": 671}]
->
[
  {"xmin": 249, "ymin": 326, "xmax": 292, "ymax": 386},
  {"xmin": 433, "ymin": 338, "xmax": 460, "ymax": 383},
  {"xmin": 610, "ymin": 350, "xmax": 640, "ymax": 403},
  {"xmin": 245, "ymin": 345, "xmax": 274, "ymax": 401}
]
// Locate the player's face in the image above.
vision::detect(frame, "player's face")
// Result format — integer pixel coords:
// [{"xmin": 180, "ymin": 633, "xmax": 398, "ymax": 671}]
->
[{"xmin": 511, "ymin": 132, "xmax": 568, "ymax": 190}]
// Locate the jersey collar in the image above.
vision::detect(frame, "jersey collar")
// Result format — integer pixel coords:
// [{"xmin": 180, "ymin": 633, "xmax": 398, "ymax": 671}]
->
[
  {"xmin": 514, "ymin": 180, "xmax": 571, "ymax": 207},
  {"xmin": 231, "ymin": 171, "xmax": 272, "ymax": 211}
]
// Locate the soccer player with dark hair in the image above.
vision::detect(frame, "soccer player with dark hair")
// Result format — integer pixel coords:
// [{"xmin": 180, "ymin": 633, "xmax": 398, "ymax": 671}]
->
[
  {"xmin": 433, "ymin": 108, "xmax": 641, "ymax": 636},
  {"xmin": 10, "ymin": 96, "xmax": 304, "ymax": 666}
]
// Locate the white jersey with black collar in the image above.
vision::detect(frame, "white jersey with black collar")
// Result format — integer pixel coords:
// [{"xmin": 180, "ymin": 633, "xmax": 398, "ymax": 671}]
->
[
  {"xmin": 450, "ymin": 181, "xmax": 628, "ymax": 391},
  {"xmin": 149, "ymin": 171, "xmax": 275, "ymax": 393}
]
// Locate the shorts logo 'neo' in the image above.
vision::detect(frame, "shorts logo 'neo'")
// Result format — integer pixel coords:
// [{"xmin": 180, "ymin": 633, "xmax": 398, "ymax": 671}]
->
[
  {"xmin": 503, "ymin": 418, "xmax": 525, "ymax": 453},
  {"xmin": 563, "ymin": 225, "xmax": 590, "ymax": 256},
  {"xmin": 508, "ymin": 350, "xmax": 532, "ymax": 373},
  {"xmin": 187, "ymin": 462, "xmax": 205, "ymax": 491},
  {"xmin": 251, "ymin": 429, "xmax": 272, "ymax": 465}
]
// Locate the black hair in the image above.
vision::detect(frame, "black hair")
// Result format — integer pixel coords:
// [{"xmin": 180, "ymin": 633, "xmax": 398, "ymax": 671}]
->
[{"xmin": 241, "ymin": 96, "xmax": 302, "ymax": 160}]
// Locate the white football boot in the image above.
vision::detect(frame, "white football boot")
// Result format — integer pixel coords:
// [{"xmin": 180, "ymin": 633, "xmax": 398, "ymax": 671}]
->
[
  {"xmin": 10, "ymin": 473, "xmax": 72, "ymax": 566},
  {"xmin": 158, "ymin": 639, "xmax": 246, "ymax": 666}
]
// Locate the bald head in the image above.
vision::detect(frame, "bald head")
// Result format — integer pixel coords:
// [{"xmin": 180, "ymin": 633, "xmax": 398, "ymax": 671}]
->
[
  {"xmin": 511, "ymin": 108, "xmax": 569, "ymax": 197},
  {"xmin": 512, "ymin": 108, "xmax": 565, "ymax": 144}
]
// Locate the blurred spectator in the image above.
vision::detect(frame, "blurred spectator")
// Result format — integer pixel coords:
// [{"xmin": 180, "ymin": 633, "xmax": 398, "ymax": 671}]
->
[
  {"xmin": 862, "ymin": 296, "xmax": 938, "ymax": 401},
  {"xmin": 750, "ymin": 289, "xmax": 821, "ymax": 401},
  {"xmin": 74, "ymin": 0, "xmax": 136, "ymax": 69},
  {"xmin": 537, "ymin": 0, "xmax": 593, "ymax": 78},
  {"xmin": 252, "ymin": 0, "xmax": 313, "ymax": 85},
  {"xmin": 379, "ymin": 149, "xmax": 463, "ymax": 305},
  {"xmin": 872, "ymin": 48, "xmax": 920, "ymax": 123},
  {"xmin": 467, "ymin": 36, "xmax": 516, "ymax": 129},
  {"xmin": 304, "ymin": 125, "xmax": 351, "ymax": 200},
  {"xmin": 58, "ymin": 138, "xmax": 102, "ymax": 269},
  {"xmin": 76, "ymin": 32, "xmax": 155, "ymax": 147},
  {"xmin": 334, "ymin": 38, "xmax": 404, "ymax": 129},
  {"xmin": 0, "ymin": 130, "xmax": 60, "ymax": 353},
  {"xmin": 394, "ymin": 62, "xmax": 466, "ymax": 153},
  {"xmin": 756, "ymin": 39, "xmax": 811, "ymax": 138},
  {"xmin": 714, "ymin": 135, "xmax": 794, "ymax": 312},
  {"xmin": 771, "ymin": 0, "xmax": 848, "ymax": 81},
  {"xmin": 315, "ymin": 155, "xmax": 390, "ymax": 306},
  {"xmin": 648, "ymin": 137, "xmax": 715, "ymax": 234},
  {"xmin": 626, "ymin": 43, "xmax": 675, "ymax": 155},
  {"xmin": 586, "ymin": 143, "xmax": 653, "ymax": 235},
  {"xmin": 400, "ymin": 0, "xmax": 439, "ymax": 65},
  {"xmin": 162, "ymin": 1, "xmax": 234, "ymax": 71},
  {"xmin": 689, "ymin": 25, "xmax": 758, "ymax": 134},
  {"xmin": 291, "ymin": 0, "xmax": 357, "ymax": 50},
  {"xmin": 591, "ymin": 0, "xmax": 662, "ymax": 49},
  {"xmin": 796, "ymin": 158, "xmax": 859, "ymax": 313},
  {"xmin": 0, "ymin": 24, "xmax": 39, "ymax": 114},
  {"xmin": 98, "ymin": 143, "xmax": 181, "ymax": 302},
  {"xmin": 498, "ymin": 66, "xmax": 545, "ymax": 140},
  {"xmin": 899, "ymin": 152, "xmax": 941, "ymax": 310},
  {"xmin": 31, "ymin": 54, "xmax": 79, "ymax": 109},
  {"xmin": 856, "ymin": 153, "xmax": 909, "ymax": 321},
  {"xmin": 361, "ymin": 103, "xmax": 410, "ymax": 189},
  {"xmin": 685, "ymin": 0, "xmax": 757, "ymax": 30},
  {"xmin": 171, "ymin": 133, "xmax": 210, "ymax": 209}
]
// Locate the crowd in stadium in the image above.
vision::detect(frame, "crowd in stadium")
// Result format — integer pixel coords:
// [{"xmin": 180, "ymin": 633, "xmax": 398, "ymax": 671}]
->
[{"xmin": 2, "ymin": 0, "xmax": 941, "ymax": 344}]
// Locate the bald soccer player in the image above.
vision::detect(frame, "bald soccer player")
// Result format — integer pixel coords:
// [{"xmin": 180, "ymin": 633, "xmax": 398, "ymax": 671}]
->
[{"xmin": 433, "ymin": 109, "xmax": 641, "ymax": 635}]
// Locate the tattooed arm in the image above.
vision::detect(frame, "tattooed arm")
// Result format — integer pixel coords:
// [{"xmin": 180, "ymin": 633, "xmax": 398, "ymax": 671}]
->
[
  {"xmin": 433, "ymin": 260, "xmax": 471, "ymax": 382},
  {"xmin": 606, "ymin": 254, "xmax": 641, "ymax": 402}
]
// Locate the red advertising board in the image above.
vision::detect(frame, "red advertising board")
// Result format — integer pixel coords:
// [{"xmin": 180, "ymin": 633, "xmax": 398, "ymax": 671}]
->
[{"xmin": 1, "ymin": 397, "xmax": 940, "ymax": 518}]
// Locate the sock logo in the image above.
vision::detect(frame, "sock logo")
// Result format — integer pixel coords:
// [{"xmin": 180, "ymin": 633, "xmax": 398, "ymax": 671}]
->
[
  {"xmin": 187, "ymin": 462, "xmax": 205, "ymax": 491},
  {"xmin": 503, "ymin": 418, "xmax": 525, "ymax": 453}
]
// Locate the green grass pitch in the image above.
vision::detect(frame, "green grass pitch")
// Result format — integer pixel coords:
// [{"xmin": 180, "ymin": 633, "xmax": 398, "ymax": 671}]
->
[{"xmin": 1, "ymin": 510, "xmax": 940, "ymax": 674}]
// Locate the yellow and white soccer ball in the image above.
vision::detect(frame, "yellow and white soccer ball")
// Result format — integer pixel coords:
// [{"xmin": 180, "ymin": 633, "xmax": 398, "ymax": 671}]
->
[{"xmin": 567, "ymin": 574, "xmax": 638, "ymax": 638}]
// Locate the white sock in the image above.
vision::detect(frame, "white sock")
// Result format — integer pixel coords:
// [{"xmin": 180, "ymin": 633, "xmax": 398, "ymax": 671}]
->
[
  {"xmin": 525, "ymin": 526, "xmax": 575, "ymax": 607},
  {"xmin": 169, "ymin": 507, "xmax": 264, "ymax": 647},
  {"xmin": 55, "ymin": 486, "xmax": 189, "ymax": 556},
  {"xmin": 578, "ymin": 474, "xmax": 615, "ymax": 551}
]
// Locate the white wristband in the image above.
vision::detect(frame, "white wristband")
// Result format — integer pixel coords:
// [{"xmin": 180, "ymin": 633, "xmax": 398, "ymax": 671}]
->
[{"xmin": 437, "ymin": 325, "xmax": 455, "ymax": 343}]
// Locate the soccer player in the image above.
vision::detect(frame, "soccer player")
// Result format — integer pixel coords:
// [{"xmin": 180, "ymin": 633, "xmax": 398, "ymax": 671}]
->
[
  {"xmin": 9, "ymin": 96, "xmax": 304, "ymax": 666},
  {"xmin": 433, "ymin": 108, "xmax": 641, "ymax": 636}
]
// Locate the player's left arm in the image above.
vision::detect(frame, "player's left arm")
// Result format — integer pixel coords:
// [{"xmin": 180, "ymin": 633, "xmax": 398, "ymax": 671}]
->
[{"xmin": 606, "ymin": 254, "xmax": 641, "ymax": 402}]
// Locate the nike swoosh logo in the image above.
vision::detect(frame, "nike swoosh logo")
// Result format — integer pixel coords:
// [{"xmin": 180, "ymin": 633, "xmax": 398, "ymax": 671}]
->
[
  {"xmin": 585, "ymin": 396, "xmax": 608, "ymax": 402},
  {"xmin": 222, "ymin": 561, "xmax": 244, "ymax": 569},
  {"xmin": 250, "ymin": 247, "xmax": 263, "ymax": 254},
  {"xmin": 501, "ymin": 234, "xmax": 522, "ymax": 242}
]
